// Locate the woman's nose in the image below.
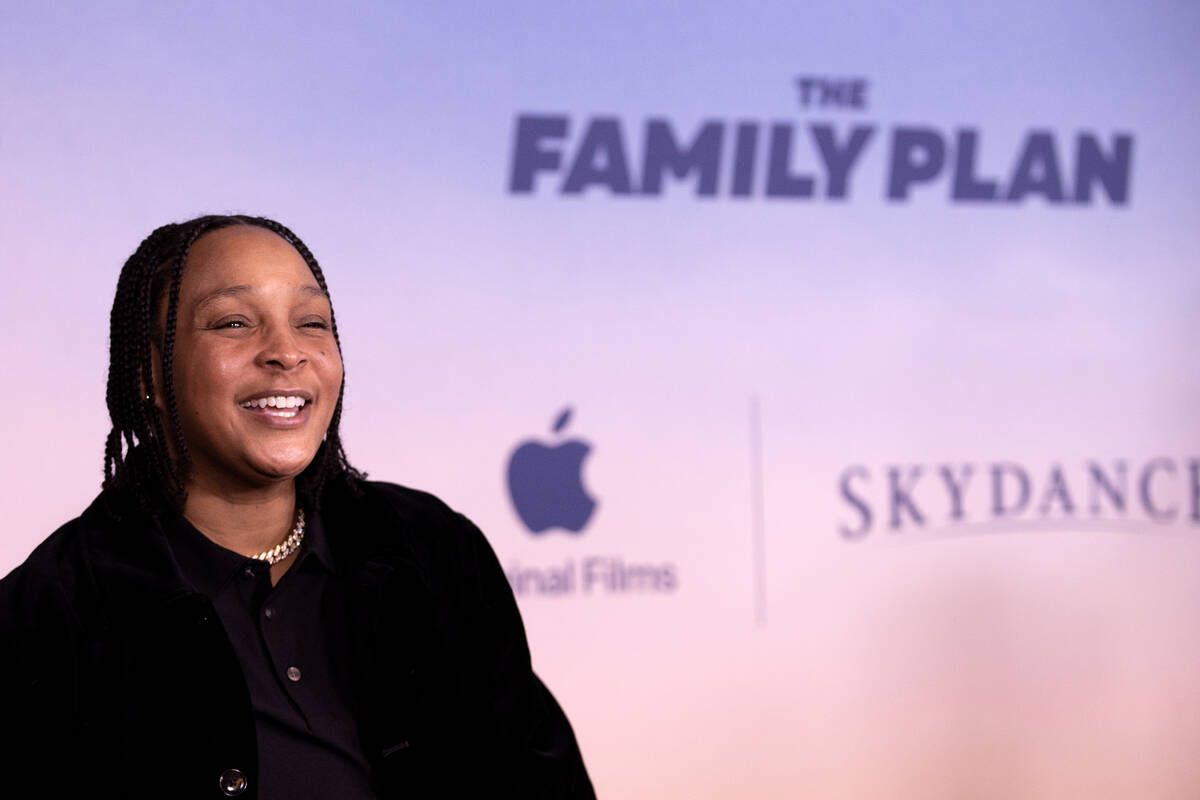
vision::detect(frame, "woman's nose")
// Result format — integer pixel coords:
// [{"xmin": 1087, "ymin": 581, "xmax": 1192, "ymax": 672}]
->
[{"xmin": 257, "ymin": 324, "xmax": 306, "ymax": 370}]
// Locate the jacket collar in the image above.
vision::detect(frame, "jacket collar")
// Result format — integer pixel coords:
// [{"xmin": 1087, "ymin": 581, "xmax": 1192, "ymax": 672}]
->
[{"xmin": 77, "ymin": 491, "xmax": 196, "ymax": 613}]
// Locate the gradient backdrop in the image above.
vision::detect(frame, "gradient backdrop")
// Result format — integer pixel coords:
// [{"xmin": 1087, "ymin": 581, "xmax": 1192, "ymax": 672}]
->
[{"xmin": 3, "ymin": 3, "xmax": 1199, "ymax": 797}]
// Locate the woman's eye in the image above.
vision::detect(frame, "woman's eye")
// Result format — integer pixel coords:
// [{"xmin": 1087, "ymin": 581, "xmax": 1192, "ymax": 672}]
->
[
  {"xmin": 301, "ymin": 319, "xmax": 330, "ymax": 330},
  {"xmin": 212, "ymin": 318, "xmax": 248, "ymax": 329}
]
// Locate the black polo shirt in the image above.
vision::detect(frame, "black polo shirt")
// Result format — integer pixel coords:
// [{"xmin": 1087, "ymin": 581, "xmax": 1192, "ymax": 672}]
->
[{"xmin": 167, "ymin": 510, "xmax": 376, "ymax": 799}]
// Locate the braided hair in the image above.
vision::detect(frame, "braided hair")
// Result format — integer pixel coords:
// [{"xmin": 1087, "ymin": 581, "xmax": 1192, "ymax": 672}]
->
[{"xmin": 102, "ymin": 214, "xmax": 363, "ymax": 512}]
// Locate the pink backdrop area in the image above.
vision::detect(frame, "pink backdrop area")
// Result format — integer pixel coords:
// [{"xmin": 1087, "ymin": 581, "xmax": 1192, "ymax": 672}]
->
[{"xmin": 3, "ymin": 3, "xmax": 1199, "ymax": 797}]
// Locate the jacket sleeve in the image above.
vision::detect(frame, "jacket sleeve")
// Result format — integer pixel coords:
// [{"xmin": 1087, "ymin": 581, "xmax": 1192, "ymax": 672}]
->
[
  {"xmin": 0, "ymin": 560, "xmax": 88, "ymax": 797},
  {"xmin": 454, "ymin": 512, "xmax": 597, "ymax": 799},
  {"xmin": 349, "ymin": 482, "xmax": 597, "ymax": 797}
]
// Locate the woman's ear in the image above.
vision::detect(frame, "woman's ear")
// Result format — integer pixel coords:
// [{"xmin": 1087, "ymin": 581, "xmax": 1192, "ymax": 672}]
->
[{"xmin": 144, "ymin": 341, "xmax": 167, "ymax": 414}]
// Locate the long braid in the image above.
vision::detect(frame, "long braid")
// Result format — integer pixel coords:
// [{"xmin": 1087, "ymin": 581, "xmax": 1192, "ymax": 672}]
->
[
  {"xmin": 106, "ymin": 224, "xmax": 180, "ymax": 504},
  {"xmin": 135, "ymin": 239, "xmax": 176, "ymax": 499},
  {"xmin": 104, "ymin": 262, "xmax": 137, "ymax": 484},
  {"xmin": 102, "ymin": 214, "xmax": 363, "ymax": 513},
  {"xmin": 157, "ymin": 223, "xmax": 214, "ymax": 500}
]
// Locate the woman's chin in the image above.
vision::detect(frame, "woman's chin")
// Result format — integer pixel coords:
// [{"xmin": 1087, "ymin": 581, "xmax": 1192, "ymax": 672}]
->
[
  {"xmin": 203, "ymin": 451, "xmax": 319, "ymax": 491},
  {"xmin": 254, "ymin": 455, "xmax": 318, "ymax": 484}
]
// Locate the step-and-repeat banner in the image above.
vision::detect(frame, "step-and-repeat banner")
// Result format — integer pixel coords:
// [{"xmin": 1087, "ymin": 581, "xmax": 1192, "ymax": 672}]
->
[{"xmin": 3, "ymin": 3, "xmax": 1198, "ymax": 797}]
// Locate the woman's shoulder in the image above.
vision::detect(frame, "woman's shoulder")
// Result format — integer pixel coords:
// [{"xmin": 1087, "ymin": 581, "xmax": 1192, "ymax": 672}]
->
[
  {"xmin": 2, "ymin": 490, "xmax": 171, "ymax": 620},
  {"xmin": 355, "ymin": 479, "xmax": 460, "ymax": 515},
  {"xmin": 322, "ymin": 478, "xmax": 498, "ymax": 571},
  {"xmin": 326, "ymin": 478, "xmax": 477, "ymax": 530},
  {"xmin": 3, "ymin": 495, "xmax": 110, "ymax": 590},
  {"xmin": 0, "ymin": 497, "xmax": 112, "ymax": 634}
]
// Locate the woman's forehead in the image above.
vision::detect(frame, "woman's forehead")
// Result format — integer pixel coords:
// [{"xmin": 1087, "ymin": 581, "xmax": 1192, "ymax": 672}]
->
[{"xmin": 181, "ymin": 225, "xmax": 321, "ymax": 296}]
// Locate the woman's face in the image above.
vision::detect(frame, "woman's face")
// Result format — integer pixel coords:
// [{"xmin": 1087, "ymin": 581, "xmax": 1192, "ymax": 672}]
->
[{"xmin": 165, "ymin": 225, "xmax": 343, "ymax": 494}]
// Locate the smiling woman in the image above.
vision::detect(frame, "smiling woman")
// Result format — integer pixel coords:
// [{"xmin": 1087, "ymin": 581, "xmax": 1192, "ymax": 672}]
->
[
  {"xmin": 150, "ymin": 226, "xmax": 348, "ymax": 566},
  {"xmin": 0, "ymin": 215, "xmax": 594, "ymax": 799}
]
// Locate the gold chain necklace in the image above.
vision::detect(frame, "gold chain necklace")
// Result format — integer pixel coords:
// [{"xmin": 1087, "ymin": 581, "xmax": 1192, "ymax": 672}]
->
[{"xmin": 251, "ymin": 509, "xmax": 305, "ymax": 565}]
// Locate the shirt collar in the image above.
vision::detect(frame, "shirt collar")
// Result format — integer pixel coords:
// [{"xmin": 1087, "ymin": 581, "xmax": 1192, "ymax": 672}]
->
[{"xmin": 166, "ymin": 508, "xmax": 335, "ymax": 597}]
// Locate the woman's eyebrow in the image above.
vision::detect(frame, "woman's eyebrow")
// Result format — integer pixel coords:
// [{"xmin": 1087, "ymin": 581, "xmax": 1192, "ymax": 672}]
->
[
  {"xmin": 193, "ymin": 284, "xmax": 327, "ymax": 313},
  {"xmin": 194, "ymin": 285, "xmax": 253, "ymax": 313}
]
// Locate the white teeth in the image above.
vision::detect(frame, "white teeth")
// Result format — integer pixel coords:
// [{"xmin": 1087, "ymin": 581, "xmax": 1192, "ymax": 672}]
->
[{"xmin": 240, "ymin": 395, "xmax": 307, "ymax": 410}]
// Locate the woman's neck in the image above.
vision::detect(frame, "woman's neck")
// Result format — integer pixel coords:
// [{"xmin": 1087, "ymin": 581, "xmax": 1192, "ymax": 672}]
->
[{"xmin": 181, "ymin": 479, "xmax": 298, "ymax": 558}]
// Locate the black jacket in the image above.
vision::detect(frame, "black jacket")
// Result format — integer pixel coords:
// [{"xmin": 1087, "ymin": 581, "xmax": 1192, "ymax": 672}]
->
[{"xmin": 0, "ymin": 480, "xmax": 594, "ymax": 799}]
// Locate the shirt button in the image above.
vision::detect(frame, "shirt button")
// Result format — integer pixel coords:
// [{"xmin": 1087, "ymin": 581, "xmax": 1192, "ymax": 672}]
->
[
  {"xmin": 218, "ymin": 768, "xmax": 248, "ymax": 796},
  {"xmin": 263, "ymin": 607, "xmax": 274, "ymax": 620},
  {"xmin": 287, "ymin": 666, "xmax": 302, "ymax": 682},
  {"xmin": 242, "ymin": 566, "xmax": 255, "ymax": 579}
]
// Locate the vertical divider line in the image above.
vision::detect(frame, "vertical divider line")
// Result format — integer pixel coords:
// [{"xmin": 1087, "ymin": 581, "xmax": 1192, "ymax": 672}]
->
[{"xmin": 749, "ymin": 396, "xmax": 766, "ymax": 627}]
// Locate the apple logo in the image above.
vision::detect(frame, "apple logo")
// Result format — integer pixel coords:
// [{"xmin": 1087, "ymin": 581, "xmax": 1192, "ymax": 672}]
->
[{"xmin": 507, "ymin": 407, "xmax": 597, "ymax": 534}]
